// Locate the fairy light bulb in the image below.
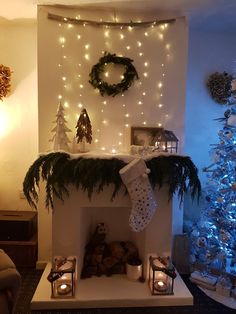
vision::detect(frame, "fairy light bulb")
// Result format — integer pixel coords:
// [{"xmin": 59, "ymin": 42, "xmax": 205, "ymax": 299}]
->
[
  {"xmin": 141, "ymin": 111, "xmax": 144, "ymax": 115},
  {"xmin": 158, "ymin": 82, "xmax": 163, "ymax": 88},
  {"xmin": 158, "ymin": 33, "xmax": 164, "ymax": 40},
  {"xmin": 59, "ymin": 37, "xmax": 65, "ymax": 44},
  {"xmin": 125, "ymin": 124, "xmax": 129, "ymax": 128},
  {"xmin": 137, "ymin": 41, "xmax": 142, "ymax": 47},
  {"xmin": 85, "ymin": 44, "xmax": 90, "ymax": 50},
  {"xmin": 120, "ymin": 75, "xmax": 124, "ymax": 79},
  {"xmin": 104, "ymin": 30, "xmax": 109, "ymax": 37},
  {"xmin": 120, "ymin": 33, "xmax": 124, "ymax": 39},
  {"xmin": 95, "ymin": 139, "xmax": 99, "ymax": 143},
  {"xmin": 143, "ymin": 72, "xmax": 148, "ymax": 77},
  {"xmin": 158, "ymin": 104, "xmax": 163, "ymax": 108},
  {"xmin": 63, "ymin": 18, "xmax": 68, "ymax": 22},
  {"xmin": 144, "ymin": 32, "xmax": 148, "ymax": 36},
  {"xmin": 62, "ymin": 76, "xmax": 66, "ymax": 81},
  {"xmin": 128, "ymin": 26, "xmax": 132, "ymax": 31},
  {"xmin": 158, "ymin": 123, "xmax": 162, "ymax": 127},
  {"xmin": 122, "ymin": 104, "xmax": 126, "ymax": 107},
  {"xmin": 160, "ymin": 24, "xmax": 165, "ymax": 30},
  {"xmin": 78, "ymin": 103, "xmax": 83, "ymax": 108},
  {"xmin": 142, "ymin": 92, "xmax": 146, "ymax": 96},
  {"xmin": 103, "ymin": 101, "xmax": 107, "ymax": 105},
  {"xmin": 118, "ymin": 141, "xmax": 122, "ymax": 145},
  {"xmin": 125, "ymin": 113, "xmax": 130, "ymax": 118},
  {"xmin": 126, "ymin": 46, "xmax": 131, "ymax": 50},
  {"xmin": 101, "ymin": 147, "xmax": 106, "ymax": 151},
  {"xmin": 139, "ymin": 52, "xmax": 144, "ymax": 57},
  {"xmin": 58, "ymin": 63, "xmax": 62, "ymax": 67},
  {"xmin": 165, "ymin": 43, "xmax": 171, "ymax": 50},
  {"xmin": 79, "ymin": 84, "xmax": 84, "ymax": 88},
  {"xmin": 105, "ymin": 72, "xmax": 109, "ymax": 77},
  {"xmin": 138, "ymin": 101, "xmax": 142, "ymax": 105},
  {"xmin": 63, "ymin": 55, "xmax": 67, "ymax": 59},
  {"xmin": 102, "ymin": 120, "xmax": 108, "ymax": 125},
  {"xmin": 143, "ymin": 121, "xmax": 147, "ymax": 125},
  {"xmin": 144, "ymin": 62, "xmax": 148, "ymax": 67},
  {"xmin": 68, "ymin": 24, "xmax": 73, "ymax": 28},
  {"xmin": 77, "ymin": 34, "xmax": 81, "ymax": 39},
  {"xmin": 119, "ymin": 132, "xmax": 123, "ymax": 136},
  {"xmin": 85, "ymin": 54, "xmax": 89, "ymax": 60},
  {"xmin": 58, "ymin": 95, "xmax": 62, "ymax": 100}
]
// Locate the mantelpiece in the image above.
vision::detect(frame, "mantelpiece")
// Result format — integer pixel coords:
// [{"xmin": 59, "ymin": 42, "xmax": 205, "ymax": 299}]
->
[{"xmin": 28, "ymin": 151, "xmax": 199, "ymax": 309}]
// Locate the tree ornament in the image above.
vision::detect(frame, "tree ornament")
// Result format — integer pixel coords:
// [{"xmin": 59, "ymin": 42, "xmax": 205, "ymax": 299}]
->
[
  {"xmin": 75, "ymin": 108, "xmax": 92, "ymax": 152},
  {"xmin": 0, "ymin": 64, "xmax": 12, "ymax": 101},
  {"xmin": 207, "ymin": 72, "xmax": 233, "ymax": 104},
  {"xmin": 89, "ymin": 52, "xmax": 139, "ymax": 97},
  {"xmin": 49, "ymin": 102, "xmax": 71, "ymax": 152},
  {"xmin": 119, "ymin": 158, "xmax": 157, "ymax": 232}
]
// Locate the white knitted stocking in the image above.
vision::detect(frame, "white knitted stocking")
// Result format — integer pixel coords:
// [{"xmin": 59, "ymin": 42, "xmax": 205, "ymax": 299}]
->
[{"xmin": 119, "ymin": 158, "xmax": 157, "ymax": 232}]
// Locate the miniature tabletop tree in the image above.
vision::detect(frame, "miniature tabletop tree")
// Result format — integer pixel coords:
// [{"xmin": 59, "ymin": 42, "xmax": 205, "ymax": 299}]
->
[
  {"xmin": 49, "ymin": 102, "xmax": 72, "ymax": 152},
  {"xmin": 75, "ymin": 108, "xmax": 92, "ymax": 152}
]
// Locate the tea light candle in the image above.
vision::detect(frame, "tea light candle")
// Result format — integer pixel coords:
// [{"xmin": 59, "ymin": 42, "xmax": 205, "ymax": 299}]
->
[
  {"xmin": 154, "ymin": 280, "xmax": 167, "ymax": 292},
  {"xmin": 57, "ymin": 283, "xmax": 72, "ymax": 295}
]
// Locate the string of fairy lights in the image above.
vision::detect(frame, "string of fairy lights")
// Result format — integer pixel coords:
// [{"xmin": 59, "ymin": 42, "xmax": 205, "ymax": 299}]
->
[{"xmin": 52, "ymin": 11, "xmax": 175, "ymax": 153}]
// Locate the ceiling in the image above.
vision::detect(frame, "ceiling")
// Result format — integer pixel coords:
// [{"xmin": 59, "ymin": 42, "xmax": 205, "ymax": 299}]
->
[{"xmin": 1, "ymin": 0, "xmax": 236, "ymax": 30}]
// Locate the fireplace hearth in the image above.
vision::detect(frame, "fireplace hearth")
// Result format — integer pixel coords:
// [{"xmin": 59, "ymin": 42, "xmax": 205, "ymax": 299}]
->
[{"xmin": 31, "ymin": 184, "xmax": 193, "ymax": 309}]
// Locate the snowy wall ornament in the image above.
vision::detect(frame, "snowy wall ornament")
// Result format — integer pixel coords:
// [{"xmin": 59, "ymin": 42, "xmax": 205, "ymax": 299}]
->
[
  {"xmin": 0, "ymin": 64, "xmax": 12, "ymax": 101},
  {"xmin": 75, "ymin": 108, "xmax": 92, "ymax": 152},
  {"xmin": 49, "ymin": 102, "xmax": 72, "ymax": 152},
  {"xmin": 207, "ymin": 72, "xmax": 233, "ymax": 104}
]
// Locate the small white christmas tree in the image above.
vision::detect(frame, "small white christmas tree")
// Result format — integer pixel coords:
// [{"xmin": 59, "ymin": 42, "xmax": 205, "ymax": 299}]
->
[{"xmin": 49, "ymin": 102, "xmax": 72, "ymax": 152}]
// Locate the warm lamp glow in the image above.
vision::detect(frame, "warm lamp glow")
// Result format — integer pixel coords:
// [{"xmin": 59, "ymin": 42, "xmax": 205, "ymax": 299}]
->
[{"xmin": 0, "ymin": 107, "xmax": 9, "ymax": 138}]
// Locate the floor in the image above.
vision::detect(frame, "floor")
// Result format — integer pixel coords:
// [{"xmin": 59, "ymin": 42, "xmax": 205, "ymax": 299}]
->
[{"xmin": 16, "ymin": 268, "xmax": 236, "ymax": 314}]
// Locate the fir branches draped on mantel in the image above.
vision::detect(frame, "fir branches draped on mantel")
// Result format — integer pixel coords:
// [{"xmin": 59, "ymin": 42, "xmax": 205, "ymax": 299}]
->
[{"xmin": 23, "ymin": 152, "xmax": 201, "ymax": 210}]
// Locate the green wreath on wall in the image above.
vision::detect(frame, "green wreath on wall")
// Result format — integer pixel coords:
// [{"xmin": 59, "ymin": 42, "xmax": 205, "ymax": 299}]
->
[{"xmin": 89, "ymin": 52, "xmax": 139, "ymax": 97}]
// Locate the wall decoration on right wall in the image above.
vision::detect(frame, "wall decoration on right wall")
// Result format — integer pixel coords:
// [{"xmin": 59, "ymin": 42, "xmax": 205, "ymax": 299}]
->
[{"xmin": 207, "ymin": 71, "xmax": 235, "ymax": 105}]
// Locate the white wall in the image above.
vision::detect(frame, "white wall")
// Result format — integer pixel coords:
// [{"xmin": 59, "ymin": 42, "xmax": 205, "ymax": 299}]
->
[
  {"xmin": 0, "ymin": 23, "xmax": 38, "ymax": 211},
  {"xmin": 37, "ymin": 6, "xmax": 188, "ymax": 262},
  {"xmin": 184, "ymin": 29, "xmax": 236, "ymax": 222}
]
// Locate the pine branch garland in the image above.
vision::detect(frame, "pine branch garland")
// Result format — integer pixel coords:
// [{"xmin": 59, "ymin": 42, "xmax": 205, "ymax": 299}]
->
[{"xmin": 23, "ymin": 152, "xmax": 201, "ymax": 210}]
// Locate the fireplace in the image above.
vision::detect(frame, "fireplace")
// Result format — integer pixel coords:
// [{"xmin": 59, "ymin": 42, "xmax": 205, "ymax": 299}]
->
[{"xmin": 31, "ymin": 184, "xmax": 193, "ymax": 309}]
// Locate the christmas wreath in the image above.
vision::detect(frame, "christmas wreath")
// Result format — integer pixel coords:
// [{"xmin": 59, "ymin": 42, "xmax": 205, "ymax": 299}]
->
[
  {"xmin": 89, "ymin": 52, "xmax": 139, "ymax": 97},
  {"xmin": 207, "ymin": 72, "xmax": 233, "ymax": 104},
  {"xmin": 0, "ymin": 64, "xmax": 11, "ymax": 101}
]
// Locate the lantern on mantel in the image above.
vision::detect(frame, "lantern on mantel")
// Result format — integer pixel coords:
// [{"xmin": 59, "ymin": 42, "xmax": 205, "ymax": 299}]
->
[
  {"xmin": 148, "ymin": 256, "xmax": 177, "ymax": 295},
  {"xmin": 153, "ymin": 128, "xmax": 178, "ymax": 153},
  {"xmin": 47, "ymin": 257, "xmax": 76, "ymax": 298}
]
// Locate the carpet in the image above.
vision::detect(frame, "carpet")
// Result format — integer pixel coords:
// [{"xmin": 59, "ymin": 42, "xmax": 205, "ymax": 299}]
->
[{"xmin": 15, "ymin": 270, "xmax": 235, "ymax": 314}]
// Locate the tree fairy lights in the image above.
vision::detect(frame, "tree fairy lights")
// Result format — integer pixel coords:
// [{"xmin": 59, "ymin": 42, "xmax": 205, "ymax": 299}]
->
[{"xmin": 52, "ymin": 10, "xmax": 175, "ymax": 153}]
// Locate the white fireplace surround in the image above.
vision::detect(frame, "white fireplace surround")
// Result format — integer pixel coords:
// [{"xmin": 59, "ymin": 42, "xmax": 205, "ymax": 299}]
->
[{"xmin": 31, "ymin": 184, "xmax": 193, "ymax": 309}]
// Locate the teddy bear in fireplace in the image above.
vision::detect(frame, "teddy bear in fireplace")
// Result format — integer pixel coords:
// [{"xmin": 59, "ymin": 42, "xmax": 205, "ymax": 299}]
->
[{"xmin": 80, "ymin": 222, "xmax": 139, "ymax": 279}]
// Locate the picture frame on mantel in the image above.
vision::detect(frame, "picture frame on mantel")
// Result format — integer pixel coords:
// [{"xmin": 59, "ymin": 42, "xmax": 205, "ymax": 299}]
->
[{"xmin": 131, "ymin": 127, "xmax": 163, "ymax": 147}]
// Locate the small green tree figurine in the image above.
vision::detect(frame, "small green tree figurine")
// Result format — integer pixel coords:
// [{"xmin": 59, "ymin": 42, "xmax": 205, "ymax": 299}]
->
[{"xmin": 75, "ymin": 108, "xmax": 92, "ymax": 152}]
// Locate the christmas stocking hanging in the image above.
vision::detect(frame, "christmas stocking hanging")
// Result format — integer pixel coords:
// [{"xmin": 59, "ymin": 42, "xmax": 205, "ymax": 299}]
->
[{"xmin": 119, "ymin": 158, "xmax": 157, "ymax": 232}]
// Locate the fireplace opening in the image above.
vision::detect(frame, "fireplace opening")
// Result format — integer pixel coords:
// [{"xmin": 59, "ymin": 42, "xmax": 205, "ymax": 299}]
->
[{"xmin": 81, "ymin": 222, "xmax": 142, "ymax": 279}]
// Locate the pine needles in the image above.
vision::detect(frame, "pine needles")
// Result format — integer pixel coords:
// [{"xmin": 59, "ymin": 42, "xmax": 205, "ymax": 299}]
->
[{"xmin": 23, "ymin": 152, "xmax": 201, "ymax": 210}]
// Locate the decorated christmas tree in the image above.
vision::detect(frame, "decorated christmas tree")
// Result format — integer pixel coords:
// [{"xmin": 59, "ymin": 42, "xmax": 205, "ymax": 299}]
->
[
  {"xmin": 75, "ymin": 108, "xmax": 92, "ymax": 152},
  {"xmin": 49, "ymin": 102, "xmax": 72, "ymax": 152},
  {"xmin": 188, "ymin": 105, "xmax": 236, "ymax": 278}
]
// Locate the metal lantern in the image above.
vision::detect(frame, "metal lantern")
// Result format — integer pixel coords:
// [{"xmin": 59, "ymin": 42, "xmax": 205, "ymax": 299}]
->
[
  {"xmin": 148, "ymin": 256, "xmax": 176, "ymax": 295},
  {"xmin": 153, "ymin": 128, "xmax": 178, "ymax": 153},
  {"xmin": 47, "ymin": 257, "xmax": 76, "ymax": 298}
]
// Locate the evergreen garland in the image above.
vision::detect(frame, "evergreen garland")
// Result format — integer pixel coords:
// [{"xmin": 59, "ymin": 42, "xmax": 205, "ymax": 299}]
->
[
  {"xmin": 23, "ymin": 152, "xmax": 201, "ymax": 210},
  {"xmin": 89, "ymin": 52, "xmax": 139, "ymax": 97}
]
